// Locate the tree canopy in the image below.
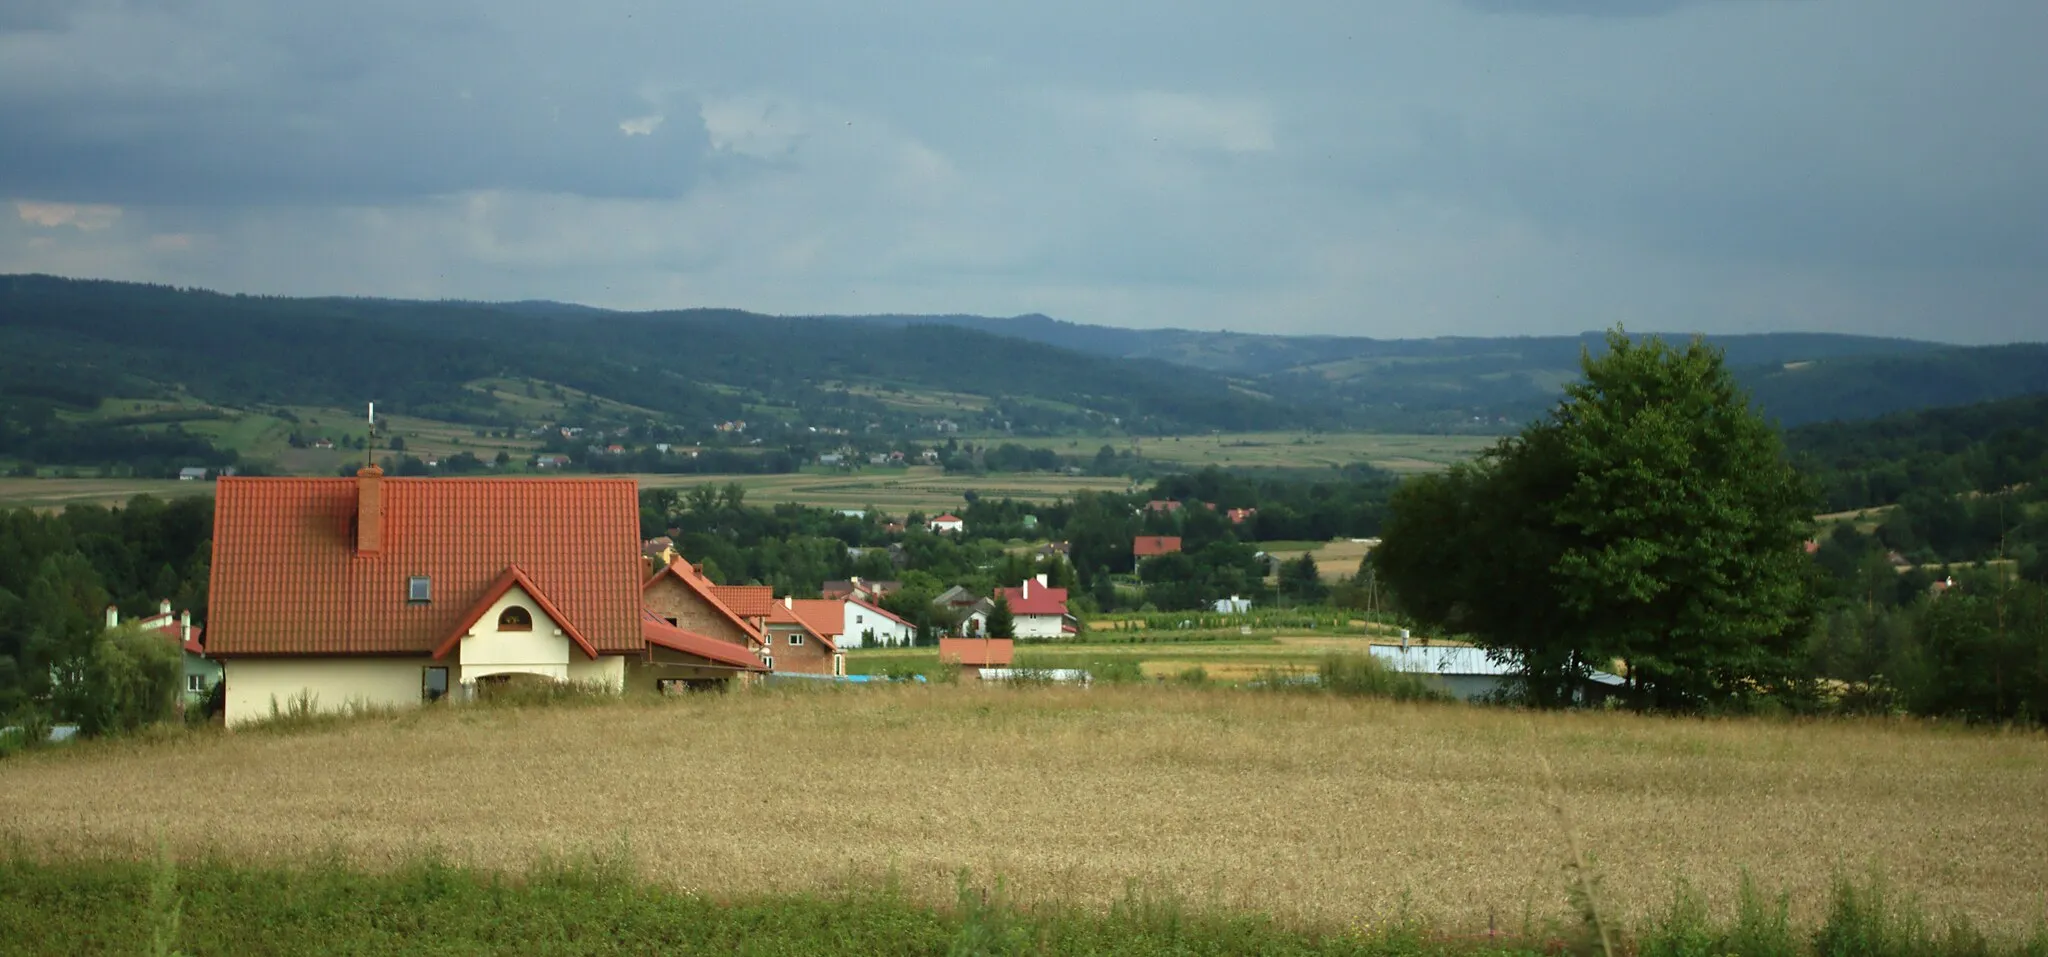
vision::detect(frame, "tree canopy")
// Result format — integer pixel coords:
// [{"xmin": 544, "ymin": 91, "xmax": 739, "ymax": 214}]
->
[{"xmin": 1374, "ymin": 330, "xmax": 1818, "ymax": 710}]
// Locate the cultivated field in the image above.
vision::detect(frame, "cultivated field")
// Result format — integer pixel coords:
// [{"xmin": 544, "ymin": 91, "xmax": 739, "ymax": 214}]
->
[
  {"xmin": 980, "ymin": 431, "xmax": 1496, "ymax": 474},
  {"xmin": 1260, "ymin": 538, "xmax": 1379, "ymax": 581},
  {"xmin": 0, "ymin": 477, "xmax": 213, "ymax": 511},
  {"xmin": 637, "ymin": 467, "xmax": 1134, "ymax": 512},
  {"xmin": 3, "ymin": 687, "xmax": 2042, "ymax": 937}
]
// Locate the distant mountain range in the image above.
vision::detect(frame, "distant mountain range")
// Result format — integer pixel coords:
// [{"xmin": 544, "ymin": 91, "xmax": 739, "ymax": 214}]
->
[{"xmin": 4, "ymin": 275, "xmax": 2045, "ymax": 440}]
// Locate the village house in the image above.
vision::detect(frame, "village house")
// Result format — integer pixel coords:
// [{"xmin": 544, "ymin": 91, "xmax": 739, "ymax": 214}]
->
[
  {"xmin": 765, "ymin": 597, "xmax": 845, "ymax": 675},
  {"xmin": 964, "ymin": 575, "xmax": 1073, "ymax": 639},
  {"xmin": 928, "ymin": 513, "xmax": 965, "ymax": 534},
  {"xmin": 641, "ymin": 536, "xmax": 679, "ymax": 571},
  {"xmin": 1225, "ymin": 507, "xmax": 1257, "ymax": 525},
  {"xmin": 938, "ymin": 636, "xmax": 1014, "ymax": 679},
  {"xmin": 837, "ymin": 596, "xmax": 918, "ymax": 648},
  {"xmin": 105, "ymin": 599, "xmax": 218, "ymax": 704},
  {"xmin": 1133, "ymin": 536, "xmax": 1183, "ymax": 560},
  {"xmin": 177, "ymin": 467, "xmax": 208, "ymax": 481},
  {"xmin": 1368, "ymin": 642, "xmax": 1624, "ymax": 704},
  {"xmin": 821, "ymin": 577, "xmax": 902, "ymax": 602},
  {"xmin": 205, "ymin": 469, "xmax": 764, "ymax": 726},
  {"xmin": 643, "ymin": 559, "xmax": 771, "ymax": 659},
  {"xmin": 1144, "ymin": 499, "xmax": 1181, "ymax": 514}
]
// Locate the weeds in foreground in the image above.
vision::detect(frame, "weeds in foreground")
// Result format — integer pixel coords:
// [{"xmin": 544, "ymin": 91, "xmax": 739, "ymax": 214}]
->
[
  {"xmin": 1316, "ymin": 652, "xmax": 1448, "ymax": 701},
  {"xmin": 5, "ymin": 849, "xmax": 2045, "ymax": 957}
]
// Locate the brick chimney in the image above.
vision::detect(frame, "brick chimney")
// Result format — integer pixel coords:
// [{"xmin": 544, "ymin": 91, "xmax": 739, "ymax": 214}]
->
[{"xmin": 356, "ymin": 465, "xmax": 384, "ymax": 555}]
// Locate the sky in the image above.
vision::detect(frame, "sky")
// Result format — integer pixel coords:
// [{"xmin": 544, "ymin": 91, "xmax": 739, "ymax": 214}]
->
[{"xmin": 3, "ymin": 0, "xmax": 2044, "ymax": 343}]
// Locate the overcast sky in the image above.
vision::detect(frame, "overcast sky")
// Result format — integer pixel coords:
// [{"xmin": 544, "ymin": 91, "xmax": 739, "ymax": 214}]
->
[{"xmin": 3, "ymin": 1, "xmax": 2044, "ymax": 342}]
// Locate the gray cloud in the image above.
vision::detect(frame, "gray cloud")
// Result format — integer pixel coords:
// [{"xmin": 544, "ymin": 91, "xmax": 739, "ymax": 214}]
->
[{"xmin": 1, "ymin": 0, "xmax": 2044, "ymax": 345}]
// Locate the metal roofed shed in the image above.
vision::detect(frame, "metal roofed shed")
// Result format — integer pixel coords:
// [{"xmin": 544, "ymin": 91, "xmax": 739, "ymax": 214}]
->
[
  {"xmin": 976, "ymin": 668, "xmax": 1092, "ymax": 686},
  {"xmin": 1368, "ymin": 644, "xmax": 1624, "ymax": 704}
]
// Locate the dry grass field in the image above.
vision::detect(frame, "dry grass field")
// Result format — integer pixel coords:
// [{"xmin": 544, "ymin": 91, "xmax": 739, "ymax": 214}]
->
[
  {"xmin": 1261, "ymin": 539, "xmax": 1379, "ymax": 581},
  {"xmin": 3, "ymin": 687, "xmax": 2043, "ymax": 937}
]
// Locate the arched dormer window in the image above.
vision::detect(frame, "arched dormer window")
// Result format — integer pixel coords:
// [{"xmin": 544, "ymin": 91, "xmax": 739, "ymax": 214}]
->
[{"xmin": 497, "ymin": 606, "xmax": 534, "ymax": 632}]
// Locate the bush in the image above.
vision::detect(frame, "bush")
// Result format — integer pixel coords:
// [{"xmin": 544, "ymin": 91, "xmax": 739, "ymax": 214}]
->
[
  {"xmin": 54, "ymin": 623, "xmax": 183, "ymax": 738},
  {"xmin": 1316, "ymin": 653, "xmax": 1447, "ymax": 702}
]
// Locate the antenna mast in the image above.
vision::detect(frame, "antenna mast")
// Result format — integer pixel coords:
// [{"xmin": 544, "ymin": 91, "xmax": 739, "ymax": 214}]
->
[{"xmin": 366, "ymin": 401, "xmax": 377, "ymax": 469}]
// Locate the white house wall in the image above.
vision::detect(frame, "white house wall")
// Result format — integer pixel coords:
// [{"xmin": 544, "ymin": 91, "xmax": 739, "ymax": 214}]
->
[
  {"xmin": 842, "ymin": 603, "xmax": 917, "ymax": 648},
  {"xmin": 222, "ymin": 657, "xmax": 432, "ymax": 727},
  {"xmin": 1015, "ymin": 614, "xmax": 1064, "ymax": 639}
]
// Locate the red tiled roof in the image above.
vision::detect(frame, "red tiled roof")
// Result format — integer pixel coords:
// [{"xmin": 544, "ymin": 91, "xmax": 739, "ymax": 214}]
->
[
  {"xmin": 640, "ymin": 609, "xmax": 768, "ymax": 670},
  {"xmin": 643, "ymin": 560, "xmax": 766, "ymax": 647},
  {"xmin": 430, "ymin": 565, "xmax": 599, "ymax": 661},
  {"xmin": 939, "ymin": 637, "xmax": 1014, "ymax": 667},
  {"xmin": 767, "ymin": 601, "xmax": 839, "ymax": 652},
  {"xmin": 206, "ymin": 474, "xmax": 644, "ymax": 656},
  {"xmin": 1133, "ymin": 535, "xmax": 1183, "ymax": 557},
  {"xmin": 996, "ymin": 583, "xmax": 1068, "ymax": 617},
  {"xmin": 710, "ymin": 584, "xmax": 776, "ymax": 617},
  {"xmin": 788, "ymin": 599, "xmax": 847, "ymax": 637},
  {"xmin": 932, "ymin": 514, "xmax": 962, "ymax": 523}
]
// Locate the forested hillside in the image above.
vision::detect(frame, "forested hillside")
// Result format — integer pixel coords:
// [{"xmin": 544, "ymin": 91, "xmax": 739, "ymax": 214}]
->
[{"xmin": 0, "ymin": 275, "xmax": 1310, "ymax": 442}]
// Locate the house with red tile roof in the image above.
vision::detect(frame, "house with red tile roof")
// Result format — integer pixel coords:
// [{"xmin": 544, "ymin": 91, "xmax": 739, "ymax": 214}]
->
[
  {"xmin": 927, "ymin": 513, "xmax": 965, "ymax": 534},
  {"xmin": 643, "ymin": 559, "xmax": 770, "ymax": 658},
  {"xmin": 938, "ymin": 636, "xmax": 1014, "ymax": 678},
  {"xmin": 1225, "ymin": 508, "xmax": 1257, "ymax": 525},
  {"xmin": 765, "ymin": 597, "xmax": 844, "ymax": 675},
  {"xmin": 206, "ymin": 468, "xmax": 762, "ymax": 725},
  {"xmin": 820, "ymin": 577, "xmax": 902, "ymax": 602},
  {"xmin": 1133, "ymin": 535, "xmax": 1183, "ymax": 559},
  {"xmin": 962, "ymin": 575, "xmax": 1074, "ymax": 640},
  {"xmin": 1144, "ymin": 500, "xmax": 1181, "ymax": 514}
]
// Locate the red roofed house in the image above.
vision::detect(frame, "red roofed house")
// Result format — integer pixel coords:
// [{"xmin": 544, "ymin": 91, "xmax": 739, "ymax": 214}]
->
[
  {"xmin": 1225, "ymin": 508, "xmax": 1257, "ymax": 525},
  {"xmin": 765, "ymin": 596, "xmax": 845, "ymax": 675},
  {"xmin": 1144, "ymin": 500, "xmax": 1181, "ymax": 514},
  {"xmin": 643, "ymin": 559, "xmax": 771, "ymax": 661},
  {"xmin": 939, "ymin": 636, "xmax": 1014, "ymax": 678},
  {"xmin": 927, "ymin": 513, "xmax": 965, "ymax": 534},
  {"xmin": 1134, "ymin": 536, "xmax": 1183, "ymax": 559},
  {"xmin": 205, "ymin": 468, "xmax": 762, "ymax": 727},
  {"xmin": 964, "ymin": 575, "xmax": 1073, "ymax": 640}
]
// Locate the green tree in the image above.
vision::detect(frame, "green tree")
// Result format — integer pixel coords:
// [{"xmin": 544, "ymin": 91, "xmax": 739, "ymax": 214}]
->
[
  {"xmin": 1374, "ymin": 330, "xmax": 1817, "ymax": 710},
  {"xmin": 1279, "ymin": 553, "xmax": 1327, "ymax": 604},
  {"xmin": 986, "ymin": 595, "xmax": 1015, "ymax": 639}
]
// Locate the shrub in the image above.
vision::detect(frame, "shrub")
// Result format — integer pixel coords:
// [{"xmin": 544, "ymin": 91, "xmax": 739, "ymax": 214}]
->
[
  {"xmin": 1315, "ymin": 653, "xmax": 1446, "ymax": 702},
  {"xmin": 54, "ymin": 623, "xmax": 183, "ymax": 738}
]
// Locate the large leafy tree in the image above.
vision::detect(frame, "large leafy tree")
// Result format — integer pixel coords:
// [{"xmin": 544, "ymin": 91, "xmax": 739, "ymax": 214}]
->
[{"xmin": 1375, "ymin": 330, "xmax": 1817, "ymax": 710}]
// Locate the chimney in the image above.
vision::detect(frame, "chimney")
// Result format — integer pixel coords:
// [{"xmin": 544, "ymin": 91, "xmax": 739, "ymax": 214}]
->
[
  {"xmin": 1022, "ymin": 579, "xmax": 1031, "ymax": 598},
  {"xmin": 356, "ymin": 465, "xmax": 384, "ymax": 555},
  {"xmin": 159, "ymin": 598, "xmax": 173, "ymax": 617},
  {"xmin": 105, "ymin": 605, "xmax": 119, "ymax": 629},
  {"xmin": 180, "ymin": 610, "xmax": 192, "ymax": 644},
  {"xmin": 1035, "ymin": 573, "xmax": 1048, "ymax": 588}
]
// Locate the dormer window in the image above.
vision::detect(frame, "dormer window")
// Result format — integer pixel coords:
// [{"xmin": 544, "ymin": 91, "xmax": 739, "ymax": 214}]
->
[
  {"xmin": 497, "ymin": 606, "xmax": 533, "ymax": 631},
  {"xmin": 407, "ymin": 576, "xmax": 431, "ymax": 603}
]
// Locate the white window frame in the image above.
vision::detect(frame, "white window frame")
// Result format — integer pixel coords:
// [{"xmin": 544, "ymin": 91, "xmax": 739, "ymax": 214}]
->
[
  {"xmin": 789, "ymin": 632, "xmax": 805, "ymax": 646},
  {"xmin": 187, "ymin": 674, "xmax": 203, "ymax": 693}
]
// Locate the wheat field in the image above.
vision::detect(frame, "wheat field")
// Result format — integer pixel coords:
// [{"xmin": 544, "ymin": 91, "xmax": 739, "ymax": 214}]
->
[{"xmin": 2, "ymin": 687, "xmax": 2043, "ymax": 936}]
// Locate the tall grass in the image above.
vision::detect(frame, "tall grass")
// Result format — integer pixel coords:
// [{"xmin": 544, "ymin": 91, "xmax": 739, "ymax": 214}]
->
[{"xmin": 3, "ymin": 852, "xmax": 2043, "ymax": 957}]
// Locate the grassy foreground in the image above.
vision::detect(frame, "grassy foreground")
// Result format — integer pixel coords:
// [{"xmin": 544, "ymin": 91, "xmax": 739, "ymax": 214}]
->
[{"xmin": 2, "ymin": 686, "xmax": 2045, "ymax": 943}]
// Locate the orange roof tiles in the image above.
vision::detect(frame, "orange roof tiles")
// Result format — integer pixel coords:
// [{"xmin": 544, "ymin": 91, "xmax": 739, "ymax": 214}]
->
[
  {"xmin": 766, "ymin": 600, "xmax": 839, "ymax": 652},
  {"xmin": 207, "ymin": 475, "xmax": 643, "ymax": 657},
  {"xmin": 644, "ymin": 559, "xmax": 765, "ymax": 646},
  {"xmin": 1133, "ymin": 535, "xmax": 1183, "ymax": 557},
  {"xmin": 710, "ymin": 584, "xmax": 776, "ymax": 618},
  {"xmin": 939, "ymin": 637, "xmax": 1014, "ymax": 667}
]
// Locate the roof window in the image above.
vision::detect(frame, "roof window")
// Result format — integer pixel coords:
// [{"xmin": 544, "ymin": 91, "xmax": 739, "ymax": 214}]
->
[{"xmin": 408, "ymin": 576, "xmax": 432, "ymax": 603}]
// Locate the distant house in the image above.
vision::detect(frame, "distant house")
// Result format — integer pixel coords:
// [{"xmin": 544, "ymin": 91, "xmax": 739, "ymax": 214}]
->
[
  {"xmin": 1368, "ymin": 643, "xmax": 1624, "ymax": 704},
  {"xmin": 641, "ymin": 536, "xmax": 679, "ymax": 571},
  {"xmin": 918, "ymin": 449, "xmax": 942, "ymax": 464},
  {"xmin": 844, "ymin": 596, "xmax": 918, "ymax": 647},
  {"xmin": 928, "ymin": 514, "xmax": 965, "ymax": 534},
  {"xmin": 939, "ymin": 637, "xmax": 1014, "ymax": 679},
  {"xmin": 533, "ymin": 454, "xmax": 571, "ymax": 469},
  {"xmin": 1144, "ymin": 500, "xmax": 1181, "ymax": 514},
  {"xmin": 821, "ymin": 577, "xmax": 901, "ymax": 602},
  {"xmin": 818, "ymin": 453, "xmax": 844, "ymax": 466},
  {"xmin": 1133, "ymin": 536, "xmax": 1183, "ymax": 559},
  {"xmin": 1225, "ymin": 508, "xmax": 1257, "ymax": 525},
  {"xmin": 310, "ymin": 438, "xmax": 336, "ymax": 450},
  {"xmin": 106, "ymin": 599, "xmax": 218, "ymax": 705},
  {"xmin": 1212, "ymin": 595, "xmax": 1252, "ymax": 614},
  {"xmin": 177, "ymin": 467, "xmax": 208, "ymax": 481},
  {"xmin": 932, "ymin": 585, "xmax": 981, "ymax": 612},
  {"xmin": 964, "ymin": 575, "xmax": 1072, "ymax": 640},
  {"xmin": 1037, "ymin": 541, "xmax": 1071, "ymax": 560}
]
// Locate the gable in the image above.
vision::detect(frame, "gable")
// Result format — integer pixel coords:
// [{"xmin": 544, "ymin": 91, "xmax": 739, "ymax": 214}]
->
[{"xmin": 643, "ymin": 567, "xmax": 763, "ymax": 648}]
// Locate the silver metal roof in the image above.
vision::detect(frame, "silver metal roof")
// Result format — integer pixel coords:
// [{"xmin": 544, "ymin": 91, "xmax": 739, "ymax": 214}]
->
[{"xmin": 1369, "ymin": 644, "xmax": 1625, "ymax": 685}]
